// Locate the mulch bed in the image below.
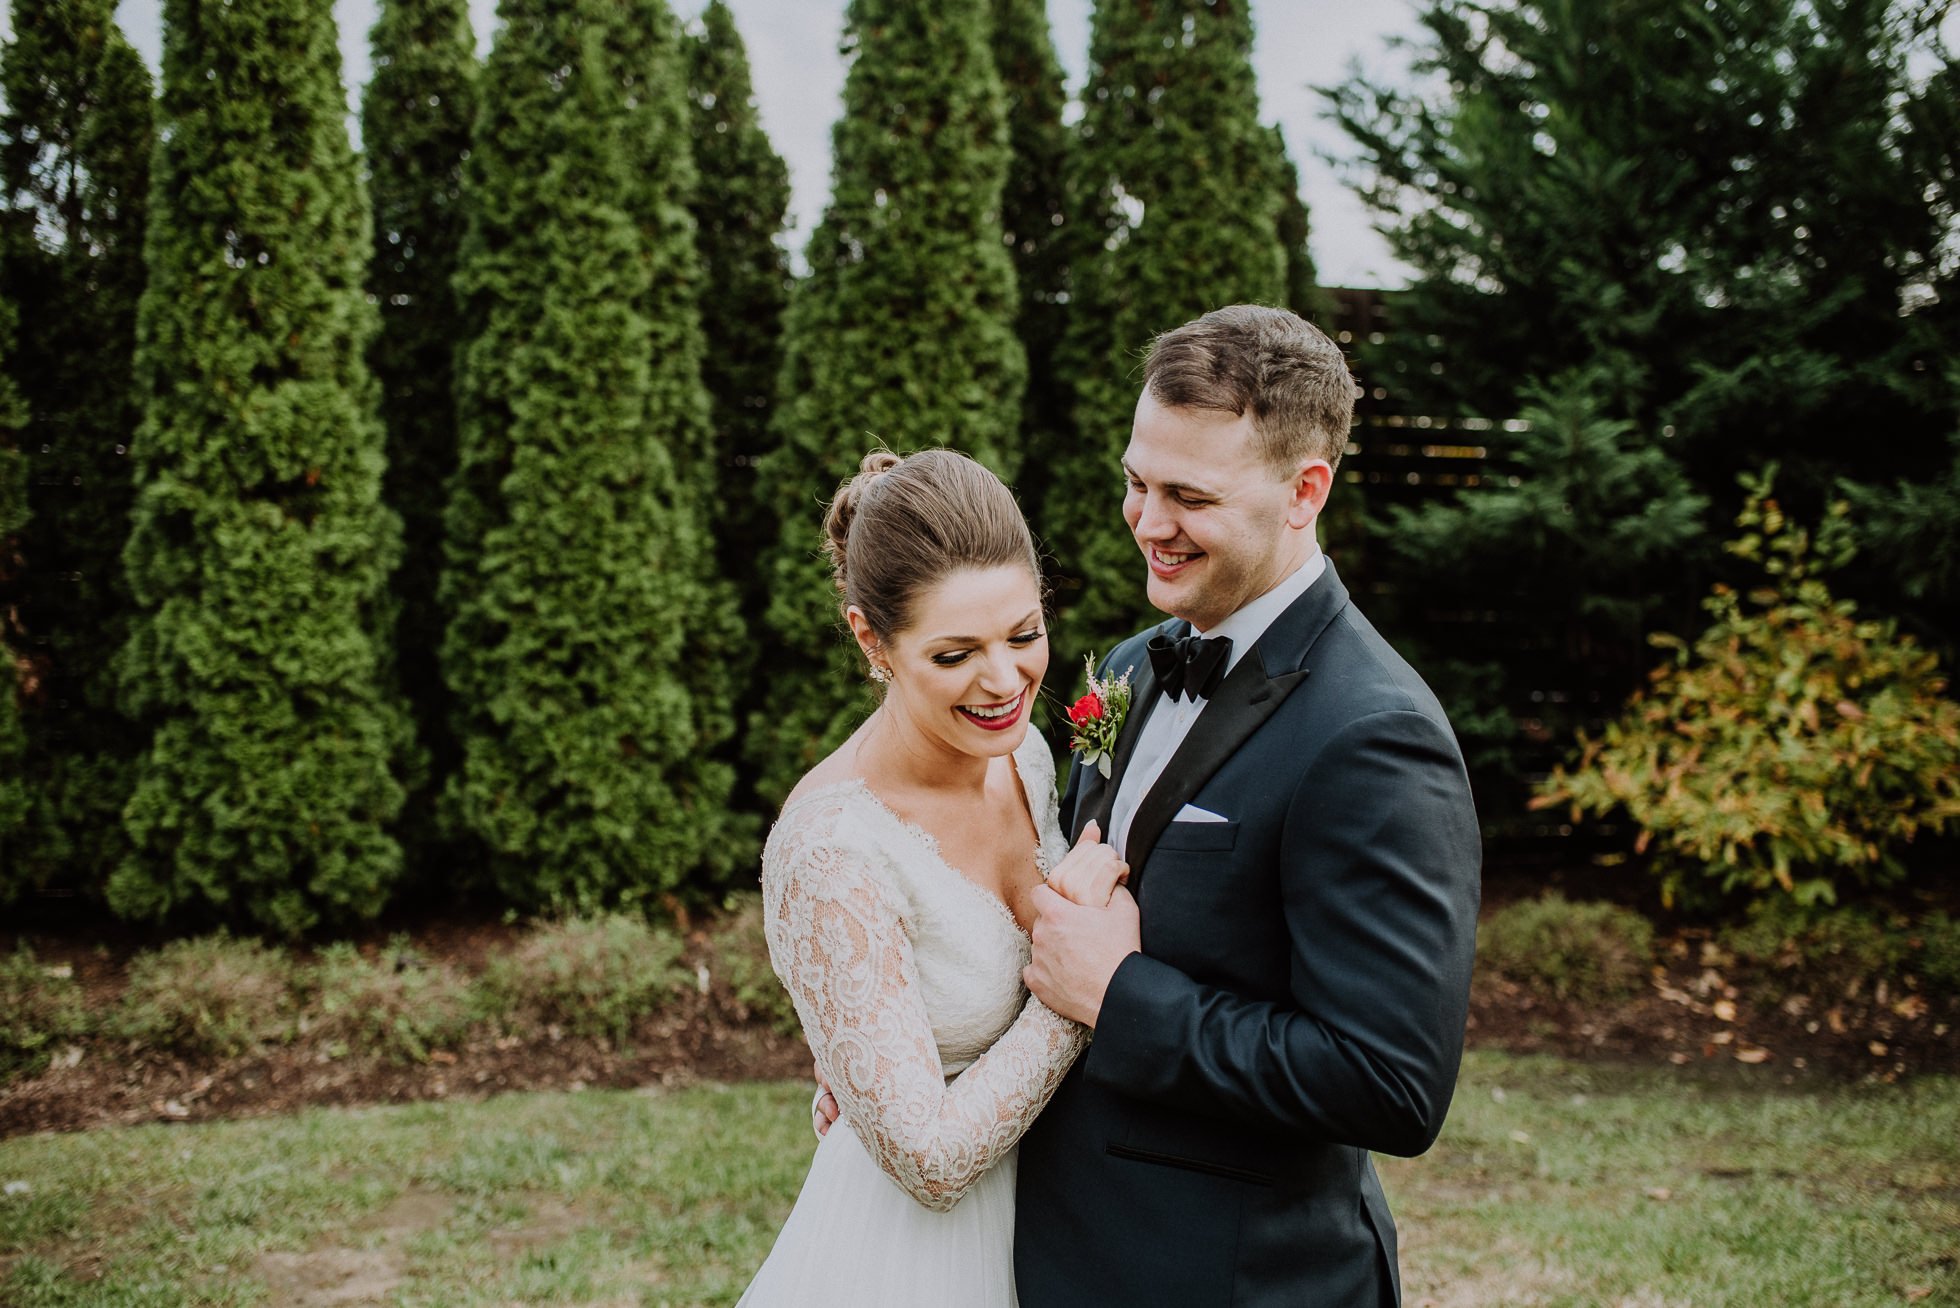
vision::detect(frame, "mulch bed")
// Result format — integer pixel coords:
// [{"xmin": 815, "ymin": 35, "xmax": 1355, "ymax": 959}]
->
[{"xmin": 4, "ymin": 905, "xmax": 1955, "ymax": 1141}]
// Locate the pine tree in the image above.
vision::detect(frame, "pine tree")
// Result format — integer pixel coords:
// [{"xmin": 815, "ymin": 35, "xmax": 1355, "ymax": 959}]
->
[
  {"xmin": 362, "ymin": 0, "xmax": 477, "ymax": 873},
  {"xmin": 444, "ymin": 0, "xmax": 744, "ymax": 909},
  {"xmin": 749, "ymin": 0, "xmax": 1025, "ymax": 806},
  {"xmin": 1325, "ymin": 0, "xmax": 1960, "ymax": 789},
  {"xmin": 990, "ymin": 0, "xmax": 1071, "ymax": 509},
  {"xmin": 1043, "ymin": 0, "xmax": 1287, "ymax": 672},
  {"xmin": 114, "ymin": 0, "xmax": 409, "ymax": 935},
  {"xmin": 1326, "ymin": 0, "xmax": 1956, "ymax": 503},
  {"xmin": 0, "ymin": 0, "xmax": 154, "ymax": 901}
]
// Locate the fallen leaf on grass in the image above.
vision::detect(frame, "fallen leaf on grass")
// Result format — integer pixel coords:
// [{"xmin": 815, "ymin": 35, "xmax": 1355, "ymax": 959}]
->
[
  {"xmin": 1709, "ymin": 1029, "xmax": 1734, "ymax": 1045},
  {"xmin": 1827, "ymin": 1007, "xmax": 1848, "ymax": 1034},
  {"xmin": 1905, "ymin": 1288, "xmax": 1933, "ymax": 1301},
  {"xmin": 1870, "ymin": 1041, "xmax": 1890, "ymax": 1057},
  {"xmin": 1734, "ymin": 1045, "xmax": 1772, "ymax": 1064},
  {"xmin": 1713, "ymin": 999, "xmax": 1737, "ymax": 1022},
  {"xmin": 1894, "ymin": 995, "xmax": 1928, "ymax": 1020},
  {"xmin": 429, "ymin": 1050, "xmax": 457, "ymax": 1065},
  {"xmin": 1646, "ymin": 1187, "xmax": 1672, "ymax": 1201},
  {"xmin": 1509, "ymin": 1130, "xmax": 1531, "ymax": 1144},
  {"xmin": 1669, "ymin": 1051, "xmax": 1691, "ymax": 1065}
]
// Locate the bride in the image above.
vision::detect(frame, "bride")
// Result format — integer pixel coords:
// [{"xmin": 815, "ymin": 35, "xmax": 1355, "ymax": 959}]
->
[{"xmin": 737, "ymin": 449, "xmax": 1127, "ymax": 1308}]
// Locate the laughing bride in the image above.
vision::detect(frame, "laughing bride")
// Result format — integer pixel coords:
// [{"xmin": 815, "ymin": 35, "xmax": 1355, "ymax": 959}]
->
[{"xmin": 736, "ymin": 449, "xmax": 1126, "ymax": 1308}]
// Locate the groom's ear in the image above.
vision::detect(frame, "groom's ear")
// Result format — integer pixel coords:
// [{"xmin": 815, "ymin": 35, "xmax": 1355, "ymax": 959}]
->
[{"xmin": 1285, "ymin": 459, "xmax": 1334, "ymax": 531}]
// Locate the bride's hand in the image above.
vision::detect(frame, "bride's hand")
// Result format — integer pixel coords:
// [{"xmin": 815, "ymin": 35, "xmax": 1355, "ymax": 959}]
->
[{"xmin": 1043, "ymin": 819, "xmax": 1129, "ymax": 908}]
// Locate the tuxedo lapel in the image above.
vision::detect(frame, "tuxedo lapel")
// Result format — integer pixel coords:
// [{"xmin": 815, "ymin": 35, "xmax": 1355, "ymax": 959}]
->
[
  {"xmin": 1071, "ymin": 632, "xmax": 1172, "ymax": 842},
  {"xmin": 1123, "ymin": 564, "xmax": 1354, "ymax": 889},
  {"xmin": 1124, "ymin": 650, "xmax": 1307, "ymax": 890}
]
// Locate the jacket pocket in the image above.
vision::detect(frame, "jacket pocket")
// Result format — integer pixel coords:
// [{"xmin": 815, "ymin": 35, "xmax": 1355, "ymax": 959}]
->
[
  {"xmin": 1105, "ymin": 1140, "xmax": 1275, "ymax": 1187},
  {"xmin": 1153, "ymin": 819, "xmax": 1239, "ymax": 852}
]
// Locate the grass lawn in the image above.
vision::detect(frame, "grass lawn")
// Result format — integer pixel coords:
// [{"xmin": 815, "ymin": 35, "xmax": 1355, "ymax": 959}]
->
[{"xmin": 1, "ymin": 1051, "xmax": 1954, "ymax": 1307}]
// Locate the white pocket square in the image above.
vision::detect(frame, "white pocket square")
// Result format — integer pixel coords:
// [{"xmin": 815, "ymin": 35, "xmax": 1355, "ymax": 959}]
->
[{"xmin": 1172, "ymin": 803, "xmax": 1229, "ymax": 824}]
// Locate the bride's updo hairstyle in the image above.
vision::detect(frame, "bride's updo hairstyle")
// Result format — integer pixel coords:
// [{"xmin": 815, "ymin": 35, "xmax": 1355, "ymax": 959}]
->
[{"xmin": 822, "ymin": 448, "xmax": 1040, "ymax": 643}]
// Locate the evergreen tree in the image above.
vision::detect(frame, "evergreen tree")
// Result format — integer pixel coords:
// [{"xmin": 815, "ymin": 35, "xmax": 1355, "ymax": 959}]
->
[
  {"xmin": 1044, "ymin": 0, "xmax": 1287, "ymax": 671},
  {"xmin": 1326, "ymin": 0, "xmax": 1957, "ymax": 504},
  {"xmin": 1379, "ymin": 370, "xmax": 1707, "ymax": 772},
  {"xmin": 686, "ymin": 3, "xmax": 788, "ymax": 602},
  {"xmin": 0, "ymin": 290, "xmax": 28, "ymax": 871},
  {"xmin": 1325, "ymin": 0, "xmax": 1960, "ymax": 791},
  {"xmin": 749, "ymin": 0, "xmax": 1025, "ymax": 806},
  {"xmin": 115, "ymin": 0, "xmax": 409, "ymax": 935},
  {"xmin": 444, "ymin": 0, "xmax": 744, "ymax": 909},
  {"xmin": 1268, "ymin": 129, "xmax": 1321, "ymax": 323},
  {"xmin": 0, "ymin": 0, "xmax": 154, "ymax": 900},
  {"xmin": 990, "ymin": 0, "xmax": 1071, "ymax": 508},
  {"xmin": 362, "ymin": 0, "xmax": 477, "ymax": 872},
  {"xmin": 686, "ymin": 1, "xmax": 790, "ymax": 821}
]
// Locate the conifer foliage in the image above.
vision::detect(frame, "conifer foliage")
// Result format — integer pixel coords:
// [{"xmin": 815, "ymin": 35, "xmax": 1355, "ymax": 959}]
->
[
  {"xmin": 0, "ymin": 0, "xmax": 154, "ymax": 899},
  {"xmin": 115, "ymin": 0, "xmax": 409, "ymax": 934},
  {"xmin": 990, "ymin": 0, "xmax": 1071, "ymax": 506},
  {"xmin": 444, "ymin": 0, "xmax": 742, "ymax": 909},
  {"xmin": 1045, "ymin": 0, "xmax": 1287, "ymax": 669},
  {"xmin": 362, "ymin": 0, "xmax": 478, "ymax": 865},
  {"xmin": 687, "ymin": 0, "xmax": 790, "ymax": 581},
  {"xmin": 0, "ymin": 288, "xmax": 27, "ymax": 866},
  {"xmin": 750, "ymin": 0, "xmax": 1025, "ymax": 806}
]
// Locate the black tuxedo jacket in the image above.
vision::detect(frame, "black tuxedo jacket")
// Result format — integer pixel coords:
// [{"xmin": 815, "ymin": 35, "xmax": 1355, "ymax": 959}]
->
[{"xmin": 1015, "ymin": 562, "xmax": 1481, "ymax": 1308}]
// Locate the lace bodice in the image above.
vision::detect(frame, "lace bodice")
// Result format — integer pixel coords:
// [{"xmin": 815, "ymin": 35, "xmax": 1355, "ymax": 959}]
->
[{"xmin": 761, "ymin": 731, "xmax": 1087, "ymax": 1213}]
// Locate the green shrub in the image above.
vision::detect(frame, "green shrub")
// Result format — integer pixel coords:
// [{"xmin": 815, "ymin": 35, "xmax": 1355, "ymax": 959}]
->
[
  {"xmin": 1477, "ymin": 892, "xmax": 1656, "ymax": 1005},
  {"xmin": 707, "ymin": 892, "xmax": 798, "ymax": 1037},
  {"xmin": 0, "ymin": 945, "xmax": 88, "ymax": 1081},
  {"xmin": 116, "ymin": 932, "xmax": 296, "ymax": 1058},
  {"xmin": 1537, "ymin": 470, "xmax": 1960, "ymax": 909},
  {"xmin": 477, "ymin": 915, "xmax": 686, "ymax": 1045},
  {"xmin": 1718, "ymin": 898, "xmax": 1960, "ymax": 1001},
  {"xmin": 303, "ymin": 939, "xmax": 474, "ymax": 1064}
]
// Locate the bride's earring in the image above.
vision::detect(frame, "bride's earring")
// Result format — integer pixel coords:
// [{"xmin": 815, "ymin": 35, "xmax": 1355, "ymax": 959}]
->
[{"xmin": 868, "ymin": 663, "xmax": 892, "ymax": 685}]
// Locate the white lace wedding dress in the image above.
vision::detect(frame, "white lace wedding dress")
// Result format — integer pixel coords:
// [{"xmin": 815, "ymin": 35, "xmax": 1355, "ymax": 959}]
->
[{"xmin": 736, "ymin": 731, "xmax": 1085, "ymax": 1308}]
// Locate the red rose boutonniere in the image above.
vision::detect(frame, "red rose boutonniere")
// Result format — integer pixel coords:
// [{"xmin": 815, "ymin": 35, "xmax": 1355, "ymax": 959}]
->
[{"xmin": 1067, "ymin": 655, "xmax": 1133, "ymax": 779}]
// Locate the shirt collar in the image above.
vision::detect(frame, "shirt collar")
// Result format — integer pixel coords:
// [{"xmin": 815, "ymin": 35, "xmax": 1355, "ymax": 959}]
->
[{"xmin": 1195, "ymin": 545, "xmax": 1326, "ymax": 678}]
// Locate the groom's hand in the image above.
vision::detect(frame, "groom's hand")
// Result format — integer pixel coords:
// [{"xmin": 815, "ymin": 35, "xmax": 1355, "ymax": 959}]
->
[{"xmin": 1024, "ymin": 883, "xmax": 1140, "ymax": 1028}]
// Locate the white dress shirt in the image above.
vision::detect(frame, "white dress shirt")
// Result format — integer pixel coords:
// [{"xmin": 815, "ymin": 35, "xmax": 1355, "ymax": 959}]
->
[{"xmin": 1107, "ymin": 549, "xmax": 1326, "ymax": 860}]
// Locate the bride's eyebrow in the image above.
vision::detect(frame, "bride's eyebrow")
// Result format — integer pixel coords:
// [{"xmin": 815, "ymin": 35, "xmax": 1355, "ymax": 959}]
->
[{"xmin": 926, "ymin": 610, "xmax": 1044, "ymax": 645}]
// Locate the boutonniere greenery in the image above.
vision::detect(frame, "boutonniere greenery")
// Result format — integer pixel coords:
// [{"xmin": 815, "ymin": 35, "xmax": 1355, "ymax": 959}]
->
[{"xmin": 1066, "ymin": 655, "xmax": 1133, "ymax": 779}]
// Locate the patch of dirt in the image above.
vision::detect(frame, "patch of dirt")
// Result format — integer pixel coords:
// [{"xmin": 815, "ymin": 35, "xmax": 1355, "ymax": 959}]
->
[
  {"xmin": 0, "ymin": 918, "xmax": 811, "ymax": 1140},
  {"xmin": 4, "ymin": 894, "xmax": 1955, "ymax": 1141}
]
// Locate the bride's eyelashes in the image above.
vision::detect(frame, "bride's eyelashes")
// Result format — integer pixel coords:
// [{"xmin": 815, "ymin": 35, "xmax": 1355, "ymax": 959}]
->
[{"xmin": 927, "ymin": 630, "xmax": 1046, "ymax": 667}]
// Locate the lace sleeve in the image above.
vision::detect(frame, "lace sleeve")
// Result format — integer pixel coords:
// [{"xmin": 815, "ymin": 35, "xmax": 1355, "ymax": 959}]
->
[{"xmin": 763, "ymin": 808, "xmax": 1086, "ymax": 1213}]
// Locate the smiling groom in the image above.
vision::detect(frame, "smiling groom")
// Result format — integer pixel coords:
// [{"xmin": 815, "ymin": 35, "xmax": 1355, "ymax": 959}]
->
[{"xmin": 1018, "ymin": 305, "xmax": 1482, "ymax": 1307}]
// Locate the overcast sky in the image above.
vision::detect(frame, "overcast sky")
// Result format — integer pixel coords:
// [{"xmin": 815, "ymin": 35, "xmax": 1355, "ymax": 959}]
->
[{"xmin": 92, "ymin": 0, "xmax": 1426, "ymax": 286}]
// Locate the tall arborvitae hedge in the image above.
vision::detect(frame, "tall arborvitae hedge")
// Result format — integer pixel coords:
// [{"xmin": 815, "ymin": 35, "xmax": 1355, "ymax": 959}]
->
[
  {"xmin": 0, "ymin": 289, "xmax": 27, "ymax": 867},
  {"xmin": 445, "ymin": 0, "xmax": 744, "ymax": 909},
  {"xmin": 687, "ymin": 0, "xmax": 790, "ymax": 572},
  {"xmin": 1268, "ymin": 129, "xmax": 1321, "ymax": 323},
  {"xmin": 990, "ymin": 0, "xmax": 1071, "ymax": 509},
  {"xmin": 115, "ymin": 0, "xmax": 409, "ymax": 935},
  {"xmin": 362, "ymin": 0, "xmax": 477, "ymax": 873},
  {"xmin": 750, "ymin": 0, "xmax": 1024, "ymax": 806},
  {"xmin": 1044, "ymin": 0, "xmax": 1286, "ymax": 669},
  {"xmin": 687, "ymin": 1, "xmax": 790, "ymax": 821},
  {"xmin": 0, "ymin": 0, "xmax": 153, "ymax": 900}
]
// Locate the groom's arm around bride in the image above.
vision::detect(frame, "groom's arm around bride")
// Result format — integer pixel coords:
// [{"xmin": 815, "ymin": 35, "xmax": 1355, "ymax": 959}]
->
[{"xmin": 1017, "ymin": 305, "xmax": 1481, "ymax": 1308}]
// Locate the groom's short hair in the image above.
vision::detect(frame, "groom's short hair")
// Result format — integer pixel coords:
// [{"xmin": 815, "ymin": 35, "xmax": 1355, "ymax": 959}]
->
[{"xmin": 1143, "ymin": 305, "xmax": 1358, "ymax": 474}]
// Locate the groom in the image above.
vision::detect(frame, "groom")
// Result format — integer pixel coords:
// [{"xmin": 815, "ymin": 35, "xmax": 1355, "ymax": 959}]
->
[{"xmin": 1016, "ymin": 305, "xmax": 1481, "ymax": 1306}]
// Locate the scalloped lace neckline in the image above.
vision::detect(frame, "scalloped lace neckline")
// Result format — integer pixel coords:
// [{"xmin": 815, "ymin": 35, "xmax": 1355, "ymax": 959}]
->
[{"xmin": 785, "ymin": 757, "xmax": 1048, "ymax": 940}]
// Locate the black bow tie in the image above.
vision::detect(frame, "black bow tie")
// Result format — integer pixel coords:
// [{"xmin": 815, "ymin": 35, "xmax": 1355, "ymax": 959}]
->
[{"xmin": 1147, "ymin": 632, "xmax": 1233, "ymax": 702}]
